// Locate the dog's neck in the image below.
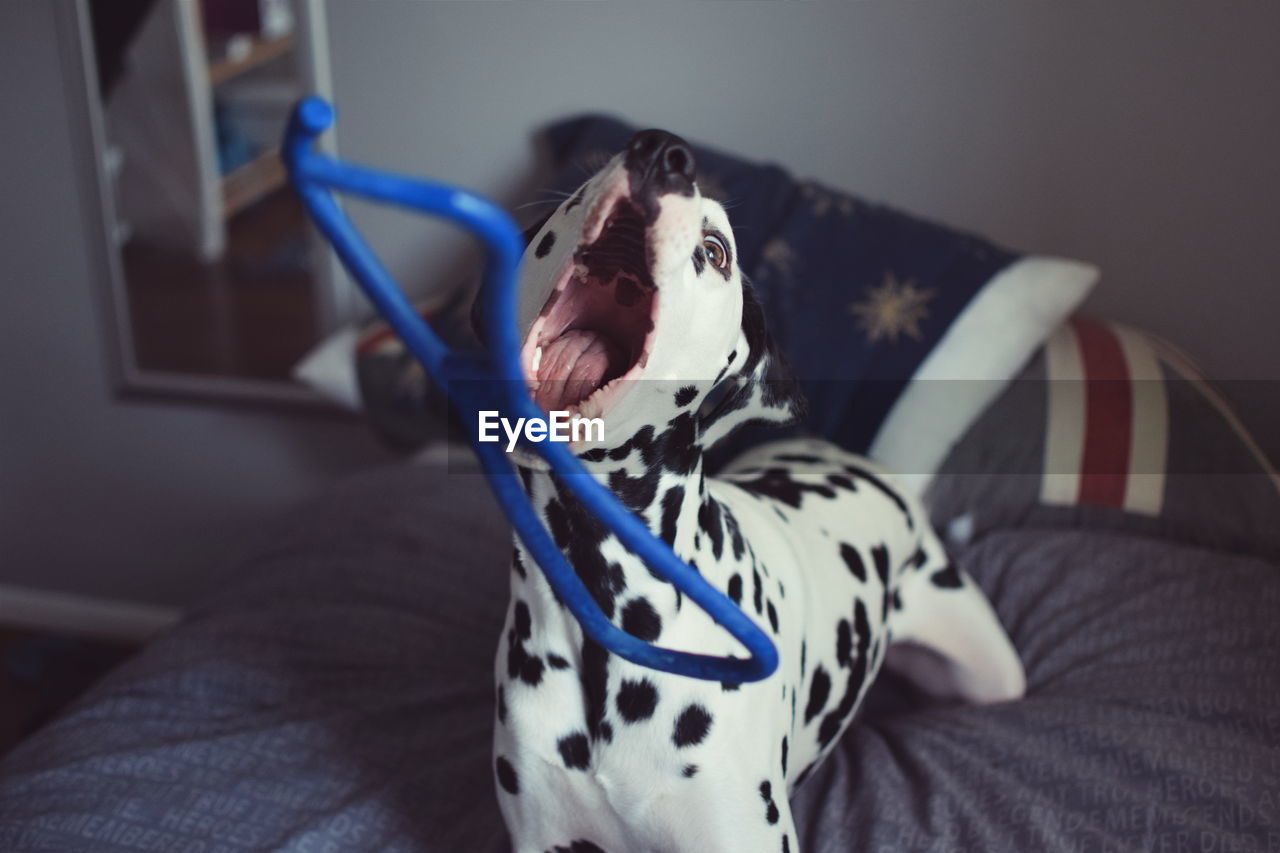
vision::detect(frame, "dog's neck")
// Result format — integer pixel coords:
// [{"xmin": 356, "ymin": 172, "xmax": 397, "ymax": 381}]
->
[
  {"xmin": 524, "ymin": 409, "xmax": 716, "ymax": 560},
  {"xmin": 518, "ymin": 410, "xmax": 715, "ymax": 619}
]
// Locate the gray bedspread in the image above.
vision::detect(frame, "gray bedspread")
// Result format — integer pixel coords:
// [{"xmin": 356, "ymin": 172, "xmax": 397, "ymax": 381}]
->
[{"xmin": 1, "ymin": 463, "xmax": 1277, "ymax": 852}]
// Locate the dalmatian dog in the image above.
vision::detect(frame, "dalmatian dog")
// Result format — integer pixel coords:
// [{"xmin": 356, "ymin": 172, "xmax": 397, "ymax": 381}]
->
[{"xmin": 492, "ymin": 130, "xmax": 1026, "ymax": 853}]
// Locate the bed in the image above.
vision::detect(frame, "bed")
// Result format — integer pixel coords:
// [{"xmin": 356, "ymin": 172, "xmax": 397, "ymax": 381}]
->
[{"xmin": 2, "ymin": 118, "xmax": 1277, "ymax": 852}]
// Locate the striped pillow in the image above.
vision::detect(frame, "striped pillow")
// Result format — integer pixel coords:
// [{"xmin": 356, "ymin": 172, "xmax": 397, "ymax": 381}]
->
[{"xmin": 926, "ymin": 318, "xmax": 1280, "ymax": 560}]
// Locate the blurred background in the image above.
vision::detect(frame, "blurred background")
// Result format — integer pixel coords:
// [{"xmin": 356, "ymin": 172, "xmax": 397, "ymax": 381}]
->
[{"xmin": 1, "ymin": 0, "xmax": 1277, "ymax": 686}]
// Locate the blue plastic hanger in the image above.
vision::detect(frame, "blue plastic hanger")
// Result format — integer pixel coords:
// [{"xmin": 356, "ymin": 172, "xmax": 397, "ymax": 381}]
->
[{"xmin": 282, "ymin": 96, "xmax": 777, "ymax": 683}]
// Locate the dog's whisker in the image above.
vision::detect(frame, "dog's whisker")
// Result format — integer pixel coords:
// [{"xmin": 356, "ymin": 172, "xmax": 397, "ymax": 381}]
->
[{"xmin": 514, "ymin": 198, "xmax": 567, "ymax": 211}]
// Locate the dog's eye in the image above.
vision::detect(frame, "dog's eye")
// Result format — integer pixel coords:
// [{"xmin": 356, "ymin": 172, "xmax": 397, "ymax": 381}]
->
[{"xmin": 703, "ymin": 233, "xmax": 729, "ymax": 272}]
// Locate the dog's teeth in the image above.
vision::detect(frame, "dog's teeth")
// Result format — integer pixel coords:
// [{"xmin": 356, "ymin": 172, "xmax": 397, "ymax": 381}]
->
[
  {"xmin": 531, "ymin": 346, "xmax": 543, "ymax": 374},
  {"xmin": 573, "ymin": 263, "xmax": 589, "ymax": 281}
]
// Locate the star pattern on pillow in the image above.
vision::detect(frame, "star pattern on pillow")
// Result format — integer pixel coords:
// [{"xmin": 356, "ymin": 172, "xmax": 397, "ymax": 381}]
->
[{"xmin": 848, "ymin": 272, "xmax": 936, "ymax": 344}]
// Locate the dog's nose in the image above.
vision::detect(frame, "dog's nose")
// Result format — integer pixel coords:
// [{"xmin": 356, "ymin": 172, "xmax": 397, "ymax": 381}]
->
[{"xmin": 625, "ymin": 130, "xmax": 696, "ymax": 198}]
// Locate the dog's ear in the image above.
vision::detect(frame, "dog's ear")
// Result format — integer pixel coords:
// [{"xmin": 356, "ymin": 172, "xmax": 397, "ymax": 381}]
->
[
  {"xmin": 470, "ymin": 211, "xmax": 555, "ymax": 345},
  {"xmin": 699, "ymin": 282, "xmax": 806, "ymax": 449}
]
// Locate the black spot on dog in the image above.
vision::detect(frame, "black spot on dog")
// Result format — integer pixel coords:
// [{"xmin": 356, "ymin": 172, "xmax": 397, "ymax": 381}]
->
[
  {"xmin": 607, "ymin": 425, "xmax": 658, "ymax": 465},
  {"xmin": 558, "ymin": 732, "xmax": 591, "ymax": 770},
  {"xmin": 673, "ymin": 704, "xmax": 713, "ymax": 747},
  {"xmin": 698, "ymin": 499, "xmax": 725, "ymax": 560},
  {"xmin": 621, "ymin": 598, "xmax": 662, "ymax": 642},
  {"xmin": 659, "ymin": 485, "xmax": 684, "ymax": 547},
  {"xmin": 691, "ymin": 245, "xmax": 706, "ymax": 275},
  {"xmin": 495, "ymin": 756, "xmax": 519, "ymax": 794},
  {"xmin": 839, "ymin": 543, "xmax": 866, "ymax": 581},
  {"xmin": 514, "ymin": 600, "xmax": 532, "ymax": 639},
  {"xmin": 804, "ymin": 666, "xmax": 831, "ymax": 724},
  {"xmin": 580, "ymin": 447, "xmax": 608, "ymax": 463},
  {"xmin": 836, "ymin": 619, "xmax": 852, "ymax": 666},
  {"xmin": 581, "ymin": 639, "xmax": 610, "ymax": 741},
  {"xmin": 599, "ymin": 721, "xmax": 613, "ymax": 742},
  {"xmin": 607, "ymin": 562, "xmax": 627, "ymax": 595},
  {"xmin": 507, "ymin": 600, "xmax": 545, "ymax": 686},
  {"xmin": 547, "ymin": 654, "xmax": 571, "ymax": 670},
  {"xmin": 617, "ymin": 679, "xmax": 658, "ymax": 722},
  {"xmin": 817, "ymin": 600, "xmax": 873, "ymax": 749},
  {"xmin": 608, "ymin": 468, "xmax": 660, "ymax": 515},
  {"xmin": 727, "ymin": 573, "xmax": 743, "ymax": 604},
  {"xmin": 818, "ymin": 668, "xmax": 865, "ymax": 749},
  {"xmin": 535, "ymin": 231, "xmax": 556, "ymax": 258},
  {"xmin": 759, "ymin": 780, "xmax": 780, "ymax": 825},
  {"xmin": 871, "ymin": 544, "xmax": 890, "ymax": 585},
  {"xmin": 735, "ymin": 468, "xmax": 836, "ymax": 509},
  {"xmin": 683, "ymin": 763, "xmax": 699, "ymax": 778},
  {"xmin": 783, "ymin": 835, "xmax": 791, "ymax": 853},
  {"xmin": 766, "ymin": 600, "xmax": 779, "ymax": 633},
  {"xmin": 844, "ymin": 463, "xmax": 913, "ymax": 529},
  {"xmin": 725, "ymin": 512, "xmax": 746, "ymax": 560},
  {"xmin": 674, "ymin": 385, "xmax": 698, "ymax": 407},
  {"xmin": 511, "ymin": 547, "xmax": 527, "ymax": 579},
  {"xmin": 772, "ymin": 453, "xmax": 823, "ymax": 464},
  {"xmin": 721, "ymin": 680, "xmax": 741, "ymax": 692},
  {"xmin": 908, "ymin": 546, "xmax": 929, "ymax": 570},
  {"xmin": 516, "ymin": 652, "xmax": 544, "ymax": 686},
  {"xmin": 662, "ymin": 412, "xmax": 700, "ymax": 474},
  {"xmin": 826, "ymin": 473, "xmax": 857, "ymax": 491},
  {"xmin": 932, "ymin": 564, "xmax": 964, "ymax": 588},
  {"xmin": 854, "ymin": 599, "xmax": 870, "ymax": 654},
  {"xmin": 800, "ymin": 640, "xmax": 807, "ymax": 677},
  {"xmin": 544, "ymin": 487, "xmax": 616, "ymax": 619},
  {"xmin": 781, "ymin": 736, "xmax": 789, "ymax": 775},
  {"xmin": 752, "ymin": 569, "xmax": 764, "ymax": 615}
]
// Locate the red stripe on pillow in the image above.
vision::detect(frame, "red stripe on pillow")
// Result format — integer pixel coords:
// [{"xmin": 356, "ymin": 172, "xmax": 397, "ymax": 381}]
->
[{"xmin": 1073, "ymin": 319, "xmax": 1132, "ymax": 507}]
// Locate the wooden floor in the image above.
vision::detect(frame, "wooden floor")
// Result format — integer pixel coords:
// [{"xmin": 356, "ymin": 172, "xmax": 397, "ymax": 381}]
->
[
  {"xmin": 123, "ymin": 188, "xmax": 319, "ymax": 382},
  {"xmin": 0, "ymin": 628, "xmax": 136, "ymax": 757}
]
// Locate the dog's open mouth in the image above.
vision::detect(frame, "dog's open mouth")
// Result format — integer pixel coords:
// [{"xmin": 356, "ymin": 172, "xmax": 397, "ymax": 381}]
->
[{"xmin": 522, "ymin": 197, "xmax": 657, "ymax": 418}]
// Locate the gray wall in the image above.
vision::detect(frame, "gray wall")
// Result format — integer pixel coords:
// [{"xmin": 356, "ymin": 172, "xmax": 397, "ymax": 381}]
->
[
  {"xmin": 1, "ymin": 1, "xmax": 1276, "ymax": 610},
  {"xmin": 330, "ymin": 0, "xmax": 1279, "ymax": 440}
]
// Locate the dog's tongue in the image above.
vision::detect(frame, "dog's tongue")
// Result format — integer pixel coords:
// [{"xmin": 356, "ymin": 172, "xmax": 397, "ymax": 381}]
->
[{"xmin": 535, "ymin": 329, "xmax": 624, "ymax": 412}]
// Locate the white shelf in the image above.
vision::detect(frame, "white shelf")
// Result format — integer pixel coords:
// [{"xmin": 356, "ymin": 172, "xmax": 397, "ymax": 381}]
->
[
  {"xmin": 103, "ymin": 0, "xmax": 303, "ymax": 261},
  {"xmin": 221, "ymin": 149, "xmax": 287, "ymax": 218},
  {"xmin": 207, "ymin": 33, "xmax": 294, "ymax": 87}
]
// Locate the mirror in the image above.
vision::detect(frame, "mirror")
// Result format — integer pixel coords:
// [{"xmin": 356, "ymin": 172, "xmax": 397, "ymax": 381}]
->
[{"xmin": 69, "ymin": 0, "xmax": 349, "ymax": 403}]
